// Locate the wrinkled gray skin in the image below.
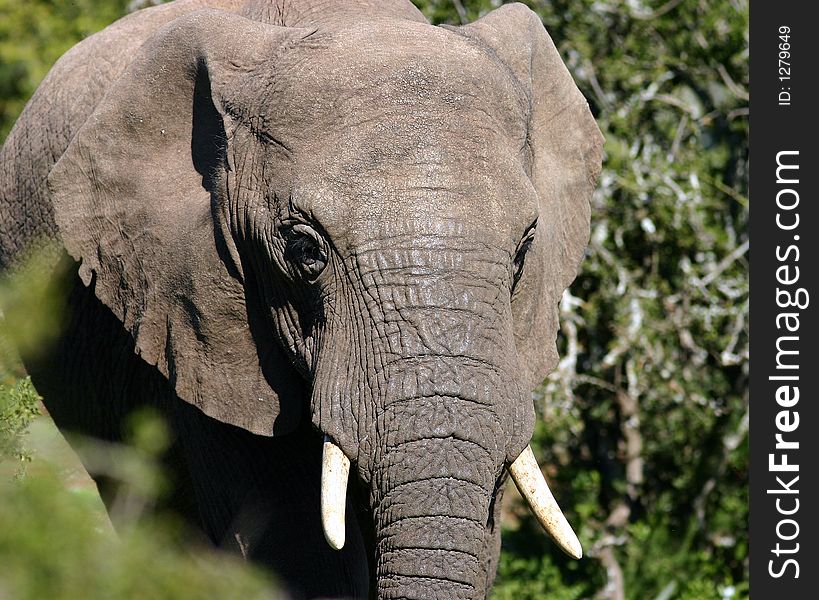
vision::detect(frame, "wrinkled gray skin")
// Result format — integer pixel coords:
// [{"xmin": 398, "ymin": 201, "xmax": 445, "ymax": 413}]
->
[{"xmin": 0, "ymin": 1, "xmax": 602, "ymax": 598}]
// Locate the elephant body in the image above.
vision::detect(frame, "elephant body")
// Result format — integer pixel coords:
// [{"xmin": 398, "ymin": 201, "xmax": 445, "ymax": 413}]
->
[{"xmin": 0, "ymin": 1, "xmax": 603, "ymax": 598}]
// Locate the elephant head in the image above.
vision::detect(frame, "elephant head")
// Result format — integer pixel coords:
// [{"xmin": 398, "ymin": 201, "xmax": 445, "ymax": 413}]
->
[{"xmin": 48, "ymin": 2, "xmax": 602, "ymax": 597}]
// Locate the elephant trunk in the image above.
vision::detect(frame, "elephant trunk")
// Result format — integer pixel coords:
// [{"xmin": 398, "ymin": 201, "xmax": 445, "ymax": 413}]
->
[
  {"xmin": 313, "ymin": 238, "xmax": 576, "ymax": 595},
  {"xmin": 370, "ymin": 414, "xmax": 501, "ymax": 600}
]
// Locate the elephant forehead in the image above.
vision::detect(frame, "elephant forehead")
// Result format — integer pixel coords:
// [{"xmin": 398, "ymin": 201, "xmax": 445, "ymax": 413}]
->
[
  {"xmin": 286, "ymin": 111, "xmax": 537, "ymax": 251},
  {"xmin": 244, "ymin": 21, "xmax": 538, "ymax": 249},
  {"xmin": 291, "ymin": 146, "xmax": 539, "ymax": 255},
  {"xmin": 270, "ymin": 20, "xmax": 530, "ymax": 145}
]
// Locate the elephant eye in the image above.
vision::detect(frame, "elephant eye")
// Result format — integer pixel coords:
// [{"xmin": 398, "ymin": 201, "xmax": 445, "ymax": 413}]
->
[
  {"xmin": 284, "ymin": 223, "xmax": 329, "ymax": 282},
  {"xmin": 512, "ymin": 220, "xmax": 537, "ymax": 290}
]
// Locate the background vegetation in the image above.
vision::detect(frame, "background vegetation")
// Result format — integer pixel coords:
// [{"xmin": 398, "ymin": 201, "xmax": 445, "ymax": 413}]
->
[{"xmin": 1, "ymin": 0, "xmax": 748, "ymax": 598}]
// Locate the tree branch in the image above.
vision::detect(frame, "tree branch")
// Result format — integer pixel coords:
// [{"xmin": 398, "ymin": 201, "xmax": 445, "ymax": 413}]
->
[{"xmin": 450, "ymin": 0, "xmax": 468, "ymax": 24}]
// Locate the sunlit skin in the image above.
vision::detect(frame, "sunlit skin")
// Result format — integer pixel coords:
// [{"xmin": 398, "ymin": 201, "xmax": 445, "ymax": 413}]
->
[{"xmin": 0, "ymin": 1, "xmax": 602, "ymax": 598}]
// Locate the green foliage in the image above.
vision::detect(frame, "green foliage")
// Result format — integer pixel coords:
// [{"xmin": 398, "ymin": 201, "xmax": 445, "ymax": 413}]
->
[
  {"xmin": 0, "ymin": 244, "xmax": 71, "ymax": 365},
  {"xmin": 0, "ymin": 381, "xmax": 281, "ymax": 599},
  {"xmin": 0, "ymin": 459, "xmax": 279, "ymax": 600},
  {"xmin": 0, "ymin": 0, "xmax": 131, "ymax": 139},
  {"xmin": 0, "ymin": 377, "xmax": 41, "ymax": 474}
]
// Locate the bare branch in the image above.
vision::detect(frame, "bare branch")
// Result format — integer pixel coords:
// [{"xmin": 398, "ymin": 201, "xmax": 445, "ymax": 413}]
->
[
  {"xmin": 692, "ymin": 239, "xmax": 749, "ymax": 288},
  {"xmin": 596, "ymin": 545, "xmax": 626, "ymax": 600},
  {"xmin": 622, "ymin": 359, "xmax": 644, "ymax": 499},
  {"xmin": 668, "ymin": 114, "xmax": 688, "ymax": 161},
  {"xmin": 574, "ymin": 374, "xmax": 619, "ymax": 394},
  {"xmin": 584, "ymin": 59, "xmax": 613, "ymax": 111},
  {"xmin": 716, "ymin": 63, "xmax": 749, "ymax": 101},
  {"xmin": 450, "ymin": 0, "xmax": 468, "ymax": 24},
  {"xmin": 694, "ymin": 394, "xmax": 749, "ymax": 529},
  {"xmin": 630, "ymin": 0, "xmax": 685, "ymax": 21}
]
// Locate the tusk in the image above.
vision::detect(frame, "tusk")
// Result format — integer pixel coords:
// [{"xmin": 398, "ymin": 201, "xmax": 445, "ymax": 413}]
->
[
  {"xmin": 508, "ymin": 445, "xmax": 583, "ymax": 559},
  {"xmin": 321, "ymin": 435, "xmax": 350, "ymax": 551}
]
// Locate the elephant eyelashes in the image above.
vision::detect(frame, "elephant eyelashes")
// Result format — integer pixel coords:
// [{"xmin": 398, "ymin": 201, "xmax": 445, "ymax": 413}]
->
[
  {"xmin": 284, "ymin": 223, "xmax": 329, "ymax": 282},
  {"xmin": 512, "ymin": 221, "xmax": 538, "ymax": 290}
]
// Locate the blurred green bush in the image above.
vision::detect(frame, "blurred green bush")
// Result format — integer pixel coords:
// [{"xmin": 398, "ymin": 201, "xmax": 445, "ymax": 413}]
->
[
  {"xmin": 0, "ymin": 434, "xmax": 279, "ymax": 600},
  {"xmin": 0, "ymin": 0, "xmax": 133, "ymax": 139},
  {"xmin": 0, "ymin": 260, "xmax": 280, "ymax": 597},
  {"xmin": 0, "ymin": 377, "xmax": 40, "ymax": 476},
  {"xmin": 0, "ymin": 377, "xmax": 280, "ymax": 599}
]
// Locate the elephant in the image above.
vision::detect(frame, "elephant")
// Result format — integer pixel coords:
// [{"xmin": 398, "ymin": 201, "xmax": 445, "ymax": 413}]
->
[{"xmin": 0, "ymin": 0, "xmax": 603, "ymax": 598}]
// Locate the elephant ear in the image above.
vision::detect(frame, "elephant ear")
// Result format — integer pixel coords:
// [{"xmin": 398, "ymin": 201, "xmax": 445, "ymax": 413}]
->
[
  {"xmin": 48, "ymin": 10, "xmax": 310, "ymax": 436},
  {"xmin": 461, "ymin": 4, "xmax": 604, "ymax": 390}
]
